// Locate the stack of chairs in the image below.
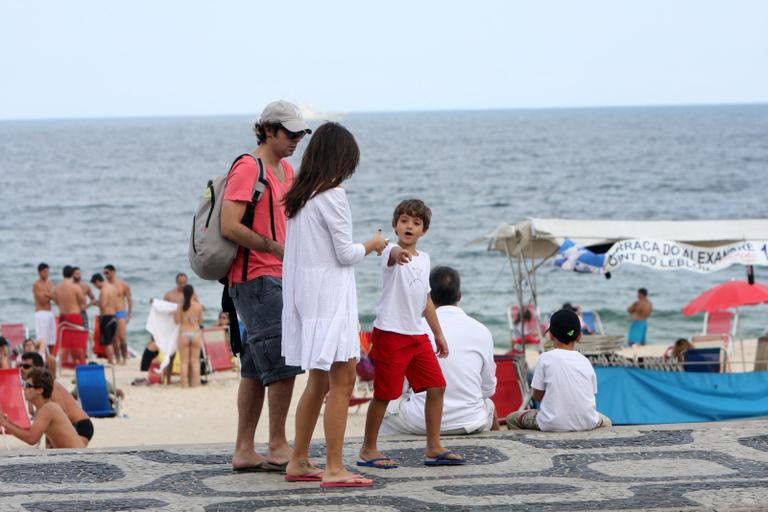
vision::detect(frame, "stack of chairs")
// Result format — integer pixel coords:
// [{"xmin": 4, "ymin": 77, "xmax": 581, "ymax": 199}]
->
[{"xmin": 55, "ymin": 322, "xmax": 89, "ymax": 371}]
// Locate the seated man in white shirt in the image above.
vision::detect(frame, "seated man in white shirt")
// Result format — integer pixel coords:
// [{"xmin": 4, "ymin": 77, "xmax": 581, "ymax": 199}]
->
[
  {"xmin": 380, "ymin": 266, "xmax": 499, "ymax": 435},
  {"xmin": 507, "ymin": 308, "xmax": 611, "ymax": 431}
]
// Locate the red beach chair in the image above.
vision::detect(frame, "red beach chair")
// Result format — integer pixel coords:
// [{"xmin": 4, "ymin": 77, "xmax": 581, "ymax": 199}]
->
[
  {"xmin": 705, "ymin": 310, "xmax": 735, "ymax": 337},
  {"xmin": 202, "ymin": 327, "xmax": 234, "ymax": 372},
  {"xmin": 490, "ymin": 355, "xmax": 529, "ymax": 425},
  {"xmin": 0, "ymin": 323, "xmax": 27, "ymax": 354},
  {"xmin": 56, "ymin": 323, "xmax": 89, "ymax": 370},
  {"xmin": 0, "ymin": 368, "xmax": 31, "ymax": 432}
]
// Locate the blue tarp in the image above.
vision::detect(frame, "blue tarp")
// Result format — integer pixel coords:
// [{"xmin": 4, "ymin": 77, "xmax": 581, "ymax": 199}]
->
[{"xmin": 595, "ymin": 366, "xmax": 768, "ymax": 425}]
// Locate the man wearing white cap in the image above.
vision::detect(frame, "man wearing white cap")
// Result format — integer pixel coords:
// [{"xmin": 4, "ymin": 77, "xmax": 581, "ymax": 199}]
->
[{"xmin": 221, "ymin": 100, "xmax": 311, "ymax": 472}]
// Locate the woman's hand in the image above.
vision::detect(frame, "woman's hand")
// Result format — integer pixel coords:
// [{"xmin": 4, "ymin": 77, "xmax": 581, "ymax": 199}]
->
[{"xmin": 364, "ymin": 230, "xmax": 388, "ymax": 256}]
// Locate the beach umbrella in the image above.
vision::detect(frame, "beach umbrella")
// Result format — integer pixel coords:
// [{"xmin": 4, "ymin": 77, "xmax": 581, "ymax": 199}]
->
[{"xmin": 682, "ymin": 280, "xmax": 768, "ymax": 316}]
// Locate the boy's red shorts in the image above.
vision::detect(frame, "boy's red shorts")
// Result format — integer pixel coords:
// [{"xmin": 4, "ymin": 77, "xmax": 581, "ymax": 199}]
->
[{"xmin": 369, "ymin": 328, "xmax": 446, "ymax": 401}]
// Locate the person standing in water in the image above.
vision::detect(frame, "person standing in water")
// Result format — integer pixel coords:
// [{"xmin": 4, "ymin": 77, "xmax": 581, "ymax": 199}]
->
[
  {"xmin": 173, "ymin": 284, "xmax": 204, "ymax": 388},
  {"xmin": 627, "ymin": 288, "xmax": 653, "ymax": 346}
]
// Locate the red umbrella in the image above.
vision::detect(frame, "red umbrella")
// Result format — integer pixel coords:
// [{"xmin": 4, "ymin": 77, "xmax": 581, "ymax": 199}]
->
[{"xmin": 682, "ymin": 280, "xmax": 768, "ymax": 316}]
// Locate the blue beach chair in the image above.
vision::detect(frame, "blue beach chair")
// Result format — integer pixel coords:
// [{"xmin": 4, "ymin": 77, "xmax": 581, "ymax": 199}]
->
[
  {"xmin": 684, "ymin": 348, "xmax": 723, "ymax": 373},
  {"xmin": 75, "ymin": 364, "xmax": 117, "ymax": 418}
]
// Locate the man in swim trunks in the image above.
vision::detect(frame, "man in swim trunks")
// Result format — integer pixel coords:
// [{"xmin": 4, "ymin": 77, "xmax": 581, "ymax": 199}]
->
[
  {"xmin": 104, "ymin": 265, "xmax": 132, "ymax": 365},
  {"xmin": 91, "ymin": 273, "xmax": 120, "ymax": 364},
  {"xmin": 627, "ymin": 288, "xmax": 653, "ymax": 346},
  {"xmin": 53, "ymin": 266, "xmax": 86, "ymax": 328},
  {"xmin": 33, "ymin": 262, "xmax": 56, "ymax": 349},
  {"xmin": 0, "ymin": 367, "xmax": 85, "ymax": 449},
  {"xmin": 73, "ymin": 267, "xmax": 96, "ymax": 329},
  {"xmin": 20, "ymin": 352, "xmax": 95, "ymax": 446}
]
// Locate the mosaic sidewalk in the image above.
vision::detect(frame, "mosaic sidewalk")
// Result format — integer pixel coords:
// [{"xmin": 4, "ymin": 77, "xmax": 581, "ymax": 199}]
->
[{"xmin": 3, "ymin": 419, "xmax": 768, "ymax": 511}]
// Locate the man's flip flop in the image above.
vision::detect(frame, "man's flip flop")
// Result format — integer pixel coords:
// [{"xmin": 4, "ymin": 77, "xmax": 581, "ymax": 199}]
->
[
  {"xmin": 285, "ymin": 468, "xmax": 324, "ymax": 482},
  {"xmin": 232, "ymin": 460, "xmax": 286, "ymax": 473},
  {"xmin": 356, "ymin": 456, "xmax": 399, "ymax": 469},
  {"xmin": 320, "ymin": 475, "xmax": 374, "ymax": 488},
  {"xmin": 424, "ymin": 450, "xmax": 465, "ymax": 466}
]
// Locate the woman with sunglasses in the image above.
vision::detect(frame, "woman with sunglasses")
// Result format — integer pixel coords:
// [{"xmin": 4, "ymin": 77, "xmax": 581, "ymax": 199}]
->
[{"xmin": 282, "ymin": 122, "xmax": 387, "ymax": 488}]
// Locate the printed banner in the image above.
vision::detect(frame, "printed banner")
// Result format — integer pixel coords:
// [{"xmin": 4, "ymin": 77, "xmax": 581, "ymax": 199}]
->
[{"xmin": 603, "ymin": 239, "xmax": 768, "ymax": 273}]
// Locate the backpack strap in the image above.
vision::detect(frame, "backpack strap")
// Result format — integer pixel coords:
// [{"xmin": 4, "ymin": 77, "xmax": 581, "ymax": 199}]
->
[{"xmin": 239, "ymin": 156, "xmax": 276, "ymax": 283}]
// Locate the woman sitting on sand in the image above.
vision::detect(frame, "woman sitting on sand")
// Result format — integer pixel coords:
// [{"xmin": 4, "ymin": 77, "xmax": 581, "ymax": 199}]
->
[{"xmin": 173, "ymin": 284, "xmax": 203, "ymax": 388}]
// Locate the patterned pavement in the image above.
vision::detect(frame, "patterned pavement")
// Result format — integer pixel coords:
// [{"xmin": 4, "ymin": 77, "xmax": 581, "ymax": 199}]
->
[{"xmin": 3, "ymin": 419, "xmax": 768, "ymax": 511}]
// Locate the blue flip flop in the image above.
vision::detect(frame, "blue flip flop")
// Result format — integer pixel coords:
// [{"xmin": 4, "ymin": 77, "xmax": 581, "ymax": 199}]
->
[
  {"xmin": 424, "ymin": 450, "xmax": 465, "ymax": 466},
  {"xmin": 356, "ymin": 456, "xmax": 399, "ymax": 469}
]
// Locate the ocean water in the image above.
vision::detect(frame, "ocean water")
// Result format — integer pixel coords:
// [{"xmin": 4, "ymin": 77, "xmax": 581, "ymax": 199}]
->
[{"xmin": 1, "ymin": 106, "xmax": 767, "ymax": 352}]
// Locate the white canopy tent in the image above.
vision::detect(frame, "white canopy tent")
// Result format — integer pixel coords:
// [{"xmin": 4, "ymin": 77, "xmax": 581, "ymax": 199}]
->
[{"xmin": 479, "ymin": 218, "xmax": 768, "ymax": 347}]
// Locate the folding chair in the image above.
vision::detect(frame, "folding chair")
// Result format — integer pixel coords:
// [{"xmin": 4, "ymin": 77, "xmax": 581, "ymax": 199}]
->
[
  {"xmin": 691, "ymin": 334, "xmax": 732, "ymax": 372},
  {"xmin": 704, "ymin": 310, "xmax": 735, "ymax": 337},
  {"xmin": 56, "ymin": 322, "xmax": 89, "ymax": 371},
  {"xmin": 75, "ymin": 364, "xmax": 118, "ymax": 418},
  {"xmin": 201, "ymin": 327, "xmax": 234, "ymax": 372},
  {"xmin": 684, "ymin": 347, "xmax": 725, "ymax": 373},
  {"xmin": 1, "ymin": 368, "xmax": 31, "ymax": 447},
  {"xmin": 490, "ymin": 355, "xmax": 529, "ymax": 426},
  {"xmin": 0, "ymin": 323, "xmax": 27, "ymax": 355}
]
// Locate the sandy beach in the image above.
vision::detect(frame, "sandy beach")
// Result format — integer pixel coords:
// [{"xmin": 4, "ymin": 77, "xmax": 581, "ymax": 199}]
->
[{"xmin": 4, "ymin": 337, "xmax": 760, "ymax": 451}]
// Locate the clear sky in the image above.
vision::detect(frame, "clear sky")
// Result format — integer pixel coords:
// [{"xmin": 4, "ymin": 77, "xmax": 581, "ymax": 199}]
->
[{"xmin": 1, "ymin": 0, "xmax": 767, "ymax": 120}]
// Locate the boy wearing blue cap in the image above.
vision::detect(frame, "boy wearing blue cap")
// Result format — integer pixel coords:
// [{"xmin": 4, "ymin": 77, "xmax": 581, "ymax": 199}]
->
[{"xmin": 507, "ymin": 308, "xmax": 611, "ymax": 431}]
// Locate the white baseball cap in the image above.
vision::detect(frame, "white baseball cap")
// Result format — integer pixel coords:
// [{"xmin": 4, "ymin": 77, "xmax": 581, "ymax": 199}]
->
[{"xmin": 259, "ymin": 100, "xmax": 311, "ymax": 133}]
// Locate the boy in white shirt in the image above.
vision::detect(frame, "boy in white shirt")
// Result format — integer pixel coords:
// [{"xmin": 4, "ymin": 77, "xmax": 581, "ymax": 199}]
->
[
  {"xmin": 358, "ymin": 199, "xmax": 465, "ymax": 467},
  {"xmin": 507, "ymin": 308, "xmax": 612, "ymax": 432}
]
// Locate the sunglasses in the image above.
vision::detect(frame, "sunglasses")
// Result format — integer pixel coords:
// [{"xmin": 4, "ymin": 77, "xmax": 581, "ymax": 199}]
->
[
  {"xmin": 281, "ymin": 127, "xmax": 306, "ymax": 141},
  {"xmin": 20, "ymin": 363, "xmax": 32, "ymax": 369},
  {"xmin": 22, "ymin": 382, "xmax": 40, "ymax": 389}
]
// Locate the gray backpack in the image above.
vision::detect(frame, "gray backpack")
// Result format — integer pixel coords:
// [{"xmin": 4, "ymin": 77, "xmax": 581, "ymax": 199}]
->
[{"xmin": 188, "ymin": 154, "xmax": 269, "ymax": 281}]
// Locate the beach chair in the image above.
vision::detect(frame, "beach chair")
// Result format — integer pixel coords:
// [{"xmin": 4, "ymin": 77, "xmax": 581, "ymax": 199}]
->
[
  {"xmin": 201, "ymin": 327, "xmax": 234, "ymax": 372},
  {"xmin": 0, "ymin": 323, "xmax": 27, "ymax": 354},
  {"xmin": 91, "ymin": 315, "xmax": 108, "ymax": 359},
  {"xmin": 56, "ymin": 322, "xmax": 88, "ymax": 370},
  {"xmin": 490, "ymin": 355, "xmax": 529, "ymax": 426},
  {"xmin": 581, "ymin": 311, "xmax": 604, "ymax": 335},
  {"xmin": 0, "ymin": 368, "xmax": 31, "ymax": 434},
  {"xmin": 684, "ymin": 347, "xmax": 725, "ymax": 373},
  {"xmin": 704, "ymin": 310, "xmax": 736, "ymax": 337},
  {"xmin": 691, "ymin": 334, "xmax": 732, "ymax": 372},
  {"xmin": 75, "ymin": 364, "xmax": 118, "ymax": 418}
]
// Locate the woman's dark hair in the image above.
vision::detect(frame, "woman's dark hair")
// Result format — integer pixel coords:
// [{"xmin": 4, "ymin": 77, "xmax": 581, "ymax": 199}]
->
[
  {"xmin": 182, "ymin": 284, "xmax": 194, "ymax": 312},
  {"xmin": 283, "ymin": 122, "xmax": 360, "ymax": 219},
  {"xmin": 429, "ymin": 266, "xmax": 461, "ymax": 307}
]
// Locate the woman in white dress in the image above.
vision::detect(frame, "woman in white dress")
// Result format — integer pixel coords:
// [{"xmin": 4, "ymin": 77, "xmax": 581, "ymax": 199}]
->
[{"xmin": 282, "ymin": 122, "xmax": 387, "ymax": 488}]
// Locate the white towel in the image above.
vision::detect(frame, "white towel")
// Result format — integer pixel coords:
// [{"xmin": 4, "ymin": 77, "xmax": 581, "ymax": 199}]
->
[{"xmin": 145, "ymin": 299, "xmax": 179, "ymax": 370}]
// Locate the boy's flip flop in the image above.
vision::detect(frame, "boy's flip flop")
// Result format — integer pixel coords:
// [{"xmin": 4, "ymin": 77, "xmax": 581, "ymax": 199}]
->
[
  {"xmin": 424, "ymin": 450, "xmax": 465, "ymax": 466},
  {"xmin": 356, "ymin": 456, "xmax": 399, "ymax": 469},
  {"xmin": 320, "ymin": 475, "xmax": 374, "ymax": 488},
  {"xmin": 285, "ymin": 468, "xmax": 324, "ymax": 482}
]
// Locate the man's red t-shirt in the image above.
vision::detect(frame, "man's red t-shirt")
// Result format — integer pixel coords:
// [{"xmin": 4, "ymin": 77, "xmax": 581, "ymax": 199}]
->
[{"xmin": 223, "ymin": 156, "xmax": 294, "ymax": 284}]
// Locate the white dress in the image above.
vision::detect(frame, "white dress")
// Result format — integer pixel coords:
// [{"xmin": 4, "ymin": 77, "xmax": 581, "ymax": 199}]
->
[{"xmin": 282, "ymin": 187, "xmax": 366, "ymax": 371}]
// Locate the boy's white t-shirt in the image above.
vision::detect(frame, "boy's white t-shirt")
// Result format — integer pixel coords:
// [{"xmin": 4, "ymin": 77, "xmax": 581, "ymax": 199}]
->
[
  {"xmin": 531, "ymin": 348, "xmax": 600, "ymax": 432},
  {"xmin": 373, "ymin": 244, "xmax": 431, "ymax": 335}
]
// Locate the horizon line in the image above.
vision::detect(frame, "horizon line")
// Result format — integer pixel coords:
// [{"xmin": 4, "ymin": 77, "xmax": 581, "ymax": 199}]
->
[{"xmin": 1, "ymin": 100, "xmax": 767, "ymax": 123}]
